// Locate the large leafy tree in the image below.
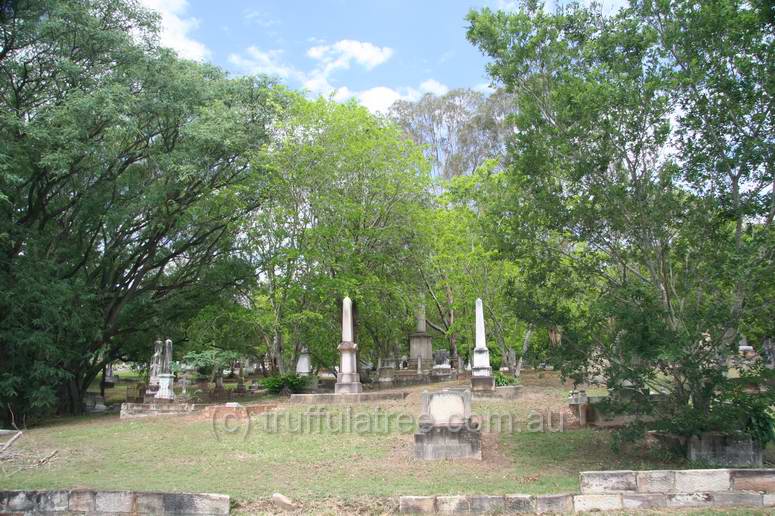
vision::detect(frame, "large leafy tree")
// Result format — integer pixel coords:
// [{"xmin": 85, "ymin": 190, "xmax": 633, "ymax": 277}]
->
[
  {"xmin": 239, "ymin": 97, "xmax": 431, "ymax": 373},
  {"xmin": 467, "ymin": 0, "xmax": 774, "ymax": 439},
  {"xmin": 0, "ymin": 0, "xmax": 284, "ymax": 422}
]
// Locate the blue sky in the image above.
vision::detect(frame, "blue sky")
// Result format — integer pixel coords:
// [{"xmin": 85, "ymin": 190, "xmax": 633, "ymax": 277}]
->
[{"xmin": 139, "ymin": 0, "xmax": 626, "ymax": 112}]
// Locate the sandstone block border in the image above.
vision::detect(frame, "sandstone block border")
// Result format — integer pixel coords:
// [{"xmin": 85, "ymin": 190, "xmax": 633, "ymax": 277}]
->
[{"xmin": 0, "ymin": 490, "xmax": 229, "ymax": 515}]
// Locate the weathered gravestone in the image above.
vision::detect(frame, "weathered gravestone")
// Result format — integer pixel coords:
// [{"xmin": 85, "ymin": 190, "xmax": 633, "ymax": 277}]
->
[
  {"xmin": 414, "ymin": 389, "xmax": 481, "ymax": 460},
  {"xmin": 155, "ymin": 338, "xmax": 175, "ymax": 401}
]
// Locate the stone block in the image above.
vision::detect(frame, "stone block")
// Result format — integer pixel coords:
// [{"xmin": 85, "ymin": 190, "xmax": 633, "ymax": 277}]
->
[
  {"xmin": 535, "ymin": 493, "xmax": 573, "ymax": 513},
  {"xmin": 667, "ymin": 492, "xmax": 713, "ymax": 508},
  {"xmin": 35, "ymin": 491, "xmax": 69, "ymax": 512},
  {"xmin": 95, "ymin": 491, "xmax": 135, "ymax": 513},
  {"xmin": 2, "ymin": 491, "xmax": 35, "ymax": 511},
  {"xmin": 580, "ymin": 470, "xmax": 636, "ymax": 493},
  {"xmin": 469, "ymin": 495, "xmax": 504, "ymax": 512},
  {"xmin": 710, "ymin": 491, "xmax": 763, "ymax": 507},
  {"xmin": 731, "ymin": 469, "xmax": 775, "ymax": 492},
  {"xmin": 135, "ymin": 492, "xmax": 165, "ymax": 513},
  {"xmin": 636, "ymin": 470, "xmax": 675, "ymax": 493},
  {"xmin": 688, "ymin": 433, "xmax": 763, "ymax": 467},
  {"xmin": 69, "ymin": 490, "xmax": 96, "ymax": 512},
  {"xmin": 436, "ymin": 495, "xmax": 470, "ymax": 513},
  {"xmin": 399, "ymin": 496, "xmax": 436, "ymax": 513},
  {"xmin": 674, "ymin": 469, "xmax": 730, "ymax": 492},
  {"xmin": 470, "ymin": 376, "xmax": 495, "ymax": 392},
  {"xmin": 763, "ymin": 493, "xmax": 775, "ymax": 506},
  {"xmin": 574, "ymin": 494, "xmax": 622, "ymax": 511},
  {"xmin": 414, "ymin": 425, "xmax": 481, "ymax": 460},
  {"xmin": 622, "ymin": 493, "xmax": 667, "ymax": 509},
  {"xmin": 163, "ymin": 492, "xmax": 230, "ymax": 515},
  {"xmin": 504, "ymin": 494, "xmax": 535, "ymax": 512}
]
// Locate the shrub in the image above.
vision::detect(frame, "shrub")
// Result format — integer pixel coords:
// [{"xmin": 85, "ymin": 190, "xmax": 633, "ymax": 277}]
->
[
  {"xmin": 261, "ymin": 374, "xmax": 308, "ymax": 394},
  {"xmin": 494, "ymin": 371, "xmax": 518, "ymax": 386}
]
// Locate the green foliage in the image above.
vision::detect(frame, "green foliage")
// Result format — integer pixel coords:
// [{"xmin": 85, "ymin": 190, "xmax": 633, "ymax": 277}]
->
[
  {"xmin": 0, "ymin": 0, "xmax": 287, "ymax": 423},
  {"xmin": 466, "ymin": 0, "xmax": 775, "ymax": 441},
  {"xmin": 494, "ymin": 371, "xmax": 518, "ymax": 386},
  {"xmin": 260, "ymin": 374, "xmax": 308, "ymax": 394}
]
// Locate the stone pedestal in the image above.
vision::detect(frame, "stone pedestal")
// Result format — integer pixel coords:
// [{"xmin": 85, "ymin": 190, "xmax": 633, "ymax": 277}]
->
[
  {"xmin": 414, "ymin": 389, "xmax": 481, "ymax": 460},
  {"xmin": 155, "ymin": 373, "xmax": 175, "ymax": 401},
  {"xmin": 409, "ymin": 304, "xmax": 433, "ymax": 369},
  {"xmin": 410, "ymin": 333, "xmax": 433, "ymax": 366},
  {"xmin": 378, "ymin": 366, "xmax": 395, "ymax": 383},
  {"xmin": 471, "ymin": 375, "xmax": 495, "ymax": 391},
  {"xmin": 335, "ymin": 341, "xmax": 363, "ymax": 394}
]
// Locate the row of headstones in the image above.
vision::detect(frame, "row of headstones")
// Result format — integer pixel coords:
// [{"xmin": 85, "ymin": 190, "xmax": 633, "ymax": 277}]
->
[{"xmin": 332, "ymin": 296, "xmax": 499, "ymax": 394}]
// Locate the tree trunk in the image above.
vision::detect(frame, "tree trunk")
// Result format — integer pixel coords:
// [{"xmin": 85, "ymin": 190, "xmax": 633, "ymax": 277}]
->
[
  {"xmin": 515, "ymin": 325, "xmax": 533, "ymax": 377},
  {"xmin": 272, "ymin": 330, "xmax": 285, "ymax": 373}
]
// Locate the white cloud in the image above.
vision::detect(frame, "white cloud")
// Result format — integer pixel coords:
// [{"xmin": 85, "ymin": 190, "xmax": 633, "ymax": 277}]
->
[
  {"xmin": 419, "ymin": 79, "xmax": 449, "ymax": 96},
  {"xmin": 307, "ymin": 40, "xmax": 394, "ymax": 73},
  {"xmin": 230, "ymin": 39, "xmax": 394, "ymax": 99},
  {"xmin": 243, "ymin": 9, "xmax": 280, "ymax": 28},
  {"xmin": 139, "ymin": 0, "xmax": 211, "ymax": 61},
  {"xmin": 227, "ymin": 47, "xmax": 297, "ymax": 79},
  {"xmin": 351, "ymin": 78, "xmax": 450, "ymax": 114},
  {"xmin": 356, "ymin": 86, "xmax": 406, "ymax": 114},
  {"xmin": 228, "ymin": 39, "xmax": 450, "ymax": 114}
]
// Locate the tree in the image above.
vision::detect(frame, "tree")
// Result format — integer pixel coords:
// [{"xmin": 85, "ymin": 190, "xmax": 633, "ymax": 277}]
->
[
  {"xmin": 0, "ymin": 0, "xmax": 285, "ymax": 423},
  {"xmin": 239, "ymin": 96, "xmax": 431, "ymax": 373},
  {"xmin": 467, "ymin": 0, "xmax": 775, "ymax": 441},
  {"xmin": 389, "ymin": 88, "xmax": 513, "ymax": 179}
]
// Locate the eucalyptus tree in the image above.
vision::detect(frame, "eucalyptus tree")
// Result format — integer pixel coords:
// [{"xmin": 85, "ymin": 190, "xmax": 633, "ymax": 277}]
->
[{"xmin": 389, "ymin": 88, "xmax": 514, "ymax": 179}]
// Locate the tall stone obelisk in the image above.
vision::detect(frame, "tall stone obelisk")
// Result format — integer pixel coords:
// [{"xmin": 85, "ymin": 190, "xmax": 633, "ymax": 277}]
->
[
  {"xmin": 471, "ymin": 298, "xmax": 495, "ymax": 391},
  {"xmin": 409, "ymin": 304, "xmax": 432, "ymax": 371},
  {"xmin": 335, "ymin": 297, "xmax": 363, "ymax": 394}
]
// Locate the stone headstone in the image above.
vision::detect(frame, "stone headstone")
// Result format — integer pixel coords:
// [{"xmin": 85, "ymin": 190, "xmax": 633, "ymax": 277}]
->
[
  {"xmin": 296, "ymin": 346, "xmax": 312, "ymax": 376},
  {"xmin": 433, "ymin": 349, "xmax": 449, "ymax": 366},
  {"xmin": 424, "ymin": 389, "xmax": 471, "ymax": 426},
  {"xmin": 415, "ymin": 389, "xmax": 480, "ymax": 460}
]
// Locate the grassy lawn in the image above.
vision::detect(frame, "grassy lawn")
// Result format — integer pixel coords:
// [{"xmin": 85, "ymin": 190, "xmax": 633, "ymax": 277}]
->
[{"xmin": 0, "ymin": 372, "xmax": 769, "ymax": 514}]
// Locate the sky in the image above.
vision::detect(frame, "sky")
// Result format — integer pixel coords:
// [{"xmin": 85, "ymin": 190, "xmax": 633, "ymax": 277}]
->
[{"xmin": 138, "ymin": 0, "xmax": 627, "ymax": 113}]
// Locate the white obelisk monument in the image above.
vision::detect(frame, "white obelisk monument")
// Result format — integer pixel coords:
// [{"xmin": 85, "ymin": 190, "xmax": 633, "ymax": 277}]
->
[
  {"xmin": 335, "ymin": 297, "xmax": 363, "ymax": 394},
  {"xmin": 471, "ymin": 298, "xmax": 495, "ymax": 391}
]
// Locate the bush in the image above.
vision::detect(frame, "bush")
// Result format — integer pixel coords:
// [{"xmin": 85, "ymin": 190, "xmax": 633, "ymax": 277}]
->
[
  {"xmin": 260, "ymin": 374, "xmax": 308, "ymax": 394},
  {"xmin": 494, "ymin": 371, "xmax": 518, "ymax": 386}
]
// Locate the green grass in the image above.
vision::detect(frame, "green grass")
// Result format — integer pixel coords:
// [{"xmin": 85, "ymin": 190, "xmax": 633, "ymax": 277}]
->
[
  {"xmin": 0, "ymin": 401, "xmax": 683, "ymax": 502},
  {"xmin": 0, "ymin": 373, "xmax": 765, "ymax": 512}
]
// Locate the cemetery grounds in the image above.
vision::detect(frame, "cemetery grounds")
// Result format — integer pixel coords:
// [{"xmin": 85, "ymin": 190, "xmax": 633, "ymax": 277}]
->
[{"xmin": 1, "ymin": 371, "xmax": 772, "ymax": 514}]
